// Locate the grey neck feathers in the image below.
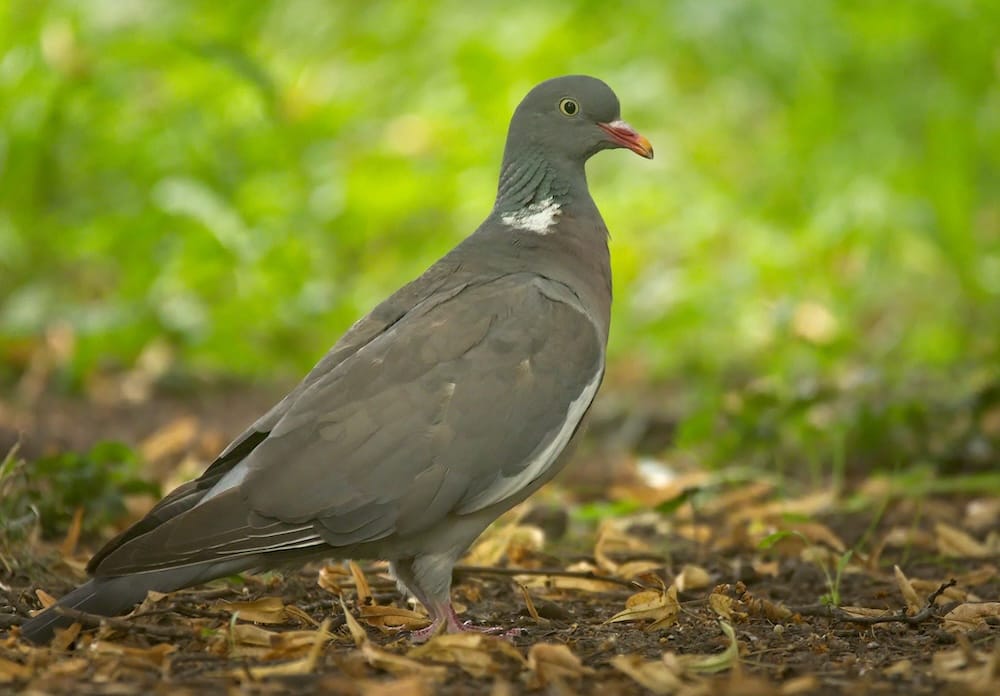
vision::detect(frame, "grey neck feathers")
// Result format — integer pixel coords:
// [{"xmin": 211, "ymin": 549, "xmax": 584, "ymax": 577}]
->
[{"xmin": 493, "ymin": 150, "xmax": 589, "ymax": 215}]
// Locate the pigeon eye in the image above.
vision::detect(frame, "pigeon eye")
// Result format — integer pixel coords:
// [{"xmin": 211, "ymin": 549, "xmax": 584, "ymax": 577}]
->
[{"xmin": 559, "ymin": 98, "xmax": 579, "ymax": 117}]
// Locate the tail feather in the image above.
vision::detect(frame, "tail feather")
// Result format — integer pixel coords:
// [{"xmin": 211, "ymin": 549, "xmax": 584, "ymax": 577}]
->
[
  {"xmin": 18, "ymin": 561, "xmax": 245, "ymax": 644},
  {"xmin": 18, "ymin": 577, "xmax": 148, "ymax": 644}
]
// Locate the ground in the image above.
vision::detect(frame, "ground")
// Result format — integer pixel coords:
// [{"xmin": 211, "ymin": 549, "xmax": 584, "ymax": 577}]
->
[{"xmin": 1, "ymin": 386, "xmax": 998, "ymax": 694}]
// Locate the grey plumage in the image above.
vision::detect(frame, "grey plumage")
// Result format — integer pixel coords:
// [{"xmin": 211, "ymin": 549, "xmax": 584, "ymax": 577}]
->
[{"xmin": 19, "ymin": 74, "xmax": 652, "ymax": 643}]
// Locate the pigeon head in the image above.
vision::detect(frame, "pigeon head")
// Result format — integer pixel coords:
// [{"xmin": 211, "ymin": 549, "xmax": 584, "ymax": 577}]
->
[
  {"xmin": 506, "ymin": 75, "xmax": 654, "ymax": 164},
  {"xmin": 494, "ymin": 75, "xmax": 652, "ymax": 213}
]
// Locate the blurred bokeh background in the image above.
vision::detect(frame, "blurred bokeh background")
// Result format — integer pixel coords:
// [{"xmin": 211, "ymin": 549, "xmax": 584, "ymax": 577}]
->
[{"xmin": 1, "ymin": 0, "xmax": 998, "ymax": 485}]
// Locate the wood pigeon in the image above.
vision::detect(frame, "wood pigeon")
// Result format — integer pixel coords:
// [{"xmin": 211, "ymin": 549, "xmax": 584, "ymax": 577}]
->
[{"xmin": 19, "ymin": 74, "xmax": 652, "ymax": 643}]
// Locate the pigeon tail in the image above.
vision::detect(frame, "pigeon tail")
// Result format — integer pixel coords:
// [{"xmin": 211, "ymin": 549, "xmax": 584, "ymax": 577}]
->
[{"xmin": 19, "ymin": 562, "xmax": 237, "ymax": 644}]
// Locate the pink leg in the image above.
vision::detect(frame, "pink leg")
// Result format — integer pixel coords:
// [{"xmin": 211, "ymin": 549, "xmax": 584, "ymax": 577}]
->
[{"xmin": 408, "ymin": 602, "xmax": 520, "ymax": 643}]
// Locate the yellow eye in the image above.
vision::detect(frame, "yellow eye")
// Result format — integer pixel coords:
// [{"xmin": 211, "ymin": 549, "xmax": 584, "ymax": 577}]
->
[{"xmin": 559, "ymin": 98, "xmax": 579, "ymax": 116}]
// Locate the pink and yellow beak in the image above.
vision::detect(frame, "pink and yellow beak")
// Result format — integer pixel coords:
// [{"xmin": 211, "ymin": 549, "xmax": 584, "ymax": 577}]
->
[{"xmin": 598, "ymin": 120, "xmax": 654, "ymax": 159}]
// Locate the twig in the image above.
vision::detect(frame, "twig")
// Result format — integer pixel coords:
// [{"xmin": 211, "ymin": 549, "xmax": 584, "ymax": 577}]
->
[
  {"xmin": 51, "ymin": 606, "xmax": 194, "ymax": 640},
  {"xmin": 788, "ymin": 579, "xmax": 957, "ymax": 626},
  {"xmin": 454, "ymin": 564, "xmax": 642, "ymax": 590}
]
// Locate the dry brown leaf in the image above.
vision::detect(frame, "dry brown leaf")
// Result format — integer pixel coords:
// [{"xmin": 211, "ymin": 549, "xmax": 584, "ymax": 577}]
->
[
  {"xmin": 50, "ymin": 621, "xmax": 82, "ymax": 651},
  {"xmin": 780, "ymin": 675, "xmax": 820, "ymax": 694},
  {"xmin": 788, "ymin": 522, "xmax": 847, "ymax": 553},
  {"xmin": 234, "ymin": 619, "xmax": 332, "ymax": 679},
  {"xmin": 45, "ymin": 657, "xmax": 91, "ymax": 678},
  {"xmin": 729, "ymin": 491, "xmax": 834, "ymax": 524},
  {"xmin": 616, "ymin": 560, "xmax": 664, "ymax": 579},
  {"xmin": 221, "ymin": 596, "xmax": 287, "ymax": 624},
  {"xmin": 752, "ymin": 560, "xmax": 780, "ymax": 577},
  {"xmin": 673, "ymin": 523, "xmax": 713, "ymax": 544},
  {"xmin": 59, "ymin": 506, "xmax": 84, "ymax": 557},
  {"xmin": 700, "ymin": 481, "xmax": 775, "ymax": 518},
  {"xmin": 409, "ymin": 633, "xmax": 525, "ymax": 678},
  {"xmin": 285, "ymin": 604, "xmax": 320, "ymax": 627},
  {"xmin": 91, "ymin": 641, "xmax": 176, "ymax": 666},
  {"xmin": 515, "ymin": 561, "xmax": 622, "ymax": 593},
  {"xmin": 318, "ymin": 563, "xmax": 350, "ymax": 595},
  {"xmin": 360, "ymin": 604, "xmax": 431, "ymax": 631},
  {"xmin": 527, "ymin": 643, "xmax": 593, "ymax": 687},
  {"xmin": 932, "ymin": 644, "xmax": 1000, "ymax": 689},
  {"xmin": 837, "ymin": 606, "xmax": 892, "ymax": 625},
  {"xmin": 341, "ymin": 596, "xmax": 369, "ymax": 647},
  {"xmin": 935, "ymin": 523, "xmax": 992, "ymax": 558},
  {"xmin": 230, "ymin": 623, "xmax": 280, "ymax": 648},
  {"xmin": 35, "ymin": 589, "xmax": 57, "ymax": 609},
  {"xmin": 943, "ymin": 603, "xmax": 1000, "ymax": 633},
  {"xmin": 607, "ymin": 584, "xmax": 679, "ymax": 630},
  {"xmin": 955, "ymin": 565, "xmax": 999, "ymax": 587},
  {"xmin": 0, "ymin": 657, "xmax": 31, "ymax": 683},
  {"xmin": 464, "ymin": 524, "xmax": 545, "ymax": 567},
  {"xmin": 594, "ymin": 520, "xmax": 650, "ymax": 575},
  {"xmin": 610, "ymin": 653, "xmax": 685, "ymax": 694},
  {"xmin": 884, "ymin": 659, "xmax": 913, "ymax": 677},
  {"xmin": 708, "ymin": 592, "xmax": 746, "ymax": 622},
  {"xmin": 893, "ymin": 565, "xmax": 922, "ymax": 612},
  {"xmin": 350, "ymin": 560, "xmax": 373, "ymax": 605},
  {"xmin": 517, "ymin": 584, "xmax": 547, "ymax": 624},
  {"xmin": 964, "ymin": 498, "xmax": 1000, "ymax": 532},
  {"xmin": 358, "ymin": 676, "xmax": 435, "ymax": 696},
  {"xmin": 361, "ymin": 641, "xmax": 448, "ymax": 680},
  {"xmin": 675, "ymin": 564, "xmax": 711, "ymax": 592},
  {"xmin": 909, "ymin": 578, "xmax": 968, "ymax": 603},
  {"xmin": 140, "ymin": 415, "xmax": 197, "ymax": 464}
]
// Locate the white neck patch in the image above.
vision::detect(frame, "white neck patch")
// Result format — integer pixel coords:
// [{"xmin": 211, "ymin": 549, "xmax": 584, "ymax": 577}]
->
[{"xmin": 500, "ymin": 197, "xmax": 561, "ymax": 234}]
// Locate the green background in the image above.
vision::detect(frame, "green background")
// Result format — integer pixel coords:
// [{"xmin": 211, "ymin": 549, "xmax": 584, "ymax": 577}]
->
[{"xmin": 1, "ymin": 0, "xmax": 997, "ymax": 472}]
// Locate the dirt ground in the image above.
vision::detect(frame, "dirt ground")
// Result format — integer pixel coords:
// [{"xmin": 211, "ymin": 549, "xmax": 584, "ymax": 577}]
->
[{"xmin": 1, "ymin": 386, "xmax": 998, "ymax": 694}]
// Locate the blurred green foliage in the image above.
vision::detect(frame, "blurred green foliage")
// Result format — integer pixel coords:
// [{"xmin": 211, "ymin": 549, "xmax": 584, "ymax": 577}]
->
[
  {"xmin": 0, "ymin": 442, "xmax": 159, "ymax": 542},
  {"xmin": 0, "ymin": 1, "xmax": 997, "ymax": 471}
]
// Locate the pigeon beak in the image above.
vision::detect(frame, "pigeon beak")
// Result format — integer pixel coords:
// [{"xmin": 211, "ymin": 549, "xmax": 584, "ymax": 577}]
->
[{"xmin": 598, "ymin": 120, "xmax": 654, "ymax": 159}]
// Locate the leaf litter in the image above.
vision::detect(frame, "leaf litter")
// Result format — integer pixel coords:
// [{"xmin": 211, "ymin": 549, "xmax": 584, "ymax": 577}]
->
[{"xmin": 2, "ymin": 460, "xmax": 998, "ymax": 694}]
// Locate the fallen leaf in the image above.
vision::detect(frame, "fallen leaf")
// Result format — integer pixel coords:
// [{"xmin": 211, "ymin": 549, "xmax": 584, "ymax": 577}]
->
[
  {"xmin": 91, "ymin": 641, "xmax": 176, "ymax": 667},
  {"xmin": 943, "ymin": 603, "xmax": 1000, "ymax": 633},
  {"xmin": 516, "ymin": 583, "xmax": 548, "ymax": 624},
  {"xmin": 409, "ymin": 633, "xmax": 525, "ymax": 678},
  {"xmin": 233, "ymin": 619, "xmax": 332, "ymax": 679},
  {"xmin": 594, "ymin": 520, "xmax": 650, "ymax": 575},
  {"xmin": 527, "ymin": 643, "xmax": 593, "ymax": 688},
  {"xmin": 318, "ymin": 563, "xmax": 350, "ymax": 595},
  {"xmin": 50, "ymin": 621, "xmax": 82, "ymax": 651},
  {"xmin": 35, "ymin": 589, "xmax": 57, "ymax": 609},
  {"xmin": 931, "ymin": 643, "xmax": 1000, "ymax": 689},
  {"xmin": 350, "ymin": 560, "xmax": 373, "ymax": 606},
  {"xmin": 610, "ymin": 653, "xmax": 684, "ymax": 694},
  {"xmin": 140, "ymin": 416, "xmax": 197, "ymax": 464},
  {"xmin": 59, "ymin": 506, "xmax": 84, "ymax": 557},
  {"xmin": 607, "ymin": 584, "xmax": 679, "ymax": 630},
  {"xmin": 780, "ymin": 675, "xmax": 821, "ymax": 694},
  {"xmin": 341, "ymin": 596, "xmax": 369, "ymax": 647},
  {"xmin": 683, "ymin": 621, "xmax": 740, "ymax": 674},
  {"xmin": 893, "ymin": 565, "xmax": 922, "ymax": 613},
  {"xmin": 0, "ymin": 657, "xmax": 31, "ymax": 683},
  {"xmin": 708, "ymin": 592, "xmax": 743, "ymax": 621},
  {"xmin": 935, "ymin": 523, "xmax": 992, "ymax": 558},
  {"xmin": 675, "ymin": 564, "xmax": 711, "ymax": 591},
  {"xmin": 884, "ymin": 659, "xmax": 912, "ymax": 677},
  {"xmin": 360, "ymin": 604, "xmax": 431, "ymax": 631},
  {"xmin": 463, "ymin": 523, "xmax": 545, "ymax": 567},
  {"xmin": 358, "ymin": 676, "xmax": 435, "ymax": 696},
  {"xmin": 362, "ymin": 641, "xmax": 448, "ymax": 680},
  {"xmin": 221, "ymin": 596, "xmax": 287, "ymax": 624}
]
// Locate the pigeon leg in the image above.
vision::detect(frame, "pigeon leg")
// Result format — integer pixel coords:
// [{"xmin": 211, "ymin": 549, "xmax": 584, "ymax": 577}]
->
[{"xmin": 391, "ymin": 556, "xmax": 519, "ymax": 642}]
